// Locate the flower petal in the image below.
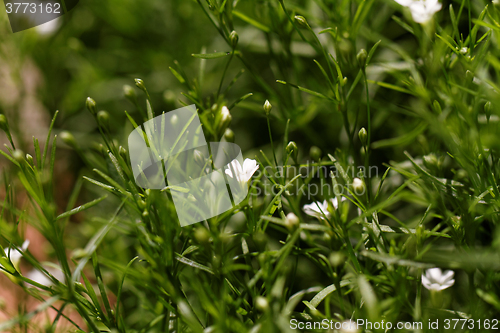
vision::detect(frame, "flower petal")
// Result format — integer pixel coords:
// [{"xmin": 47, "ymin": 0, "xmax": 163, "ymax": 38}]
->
[{"xmin": 426, "ymin": 268, "xmax": 443, "ymax": 283}]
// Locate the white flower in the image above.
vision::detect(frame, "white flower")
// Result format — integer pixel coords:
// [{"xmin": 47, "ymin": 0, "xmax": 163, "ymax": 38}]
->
[
  {"xmin": 1, "ymin": 240, "xmax": 30, "ymax": 272},
  {"xmin": 225, "ymin": 158, "xmax": 259, "ymax": 183},
  {"xmin": 394, "ymin": 0, "xmax": 442, "ymax": 24},
  {"xmin": 303, "ymin": 197, "xmax": 346, "ymax": 220},
  {"xmin": 422, "ymin": 268, "xmax": 455, "ymax": 291},
  {"xmin": 26, "ymin": 266, "xmax": 64, "ymax": 288}
]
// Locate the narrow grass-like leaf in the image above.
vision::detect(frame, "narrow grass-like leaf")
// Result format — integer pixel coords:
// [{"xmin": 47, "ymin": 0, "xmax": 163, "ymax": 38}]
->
[
  {"xmin": 192, "ymin": 51, "xmax": 230, "ymax": 59},
  {"xmin": 56, "ymin": 195, "xmax": 107, "ymax": 221}
]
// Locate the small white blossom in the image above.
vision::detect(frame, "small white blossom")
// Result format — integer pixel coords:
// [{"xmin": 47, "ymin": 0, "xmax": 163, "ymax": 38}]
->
[
  {"xmin": 303, "ymin": 197, "xmax": 346, "ymax": 220},
  {"xmin": 394, "ymin": 0, "xmax": 442, "ymax": 24},
  {"xmin": 422, "ymin": 268, "xmax": 455, "ymax": 291},
  {"xmin": 26, "ymin": 266, "xmax": 64, "ymax": 288},
  {"xmin": 1, "ymin": 240, "xmax": 30, "ymax": 272},
  {"xmin": 225, "ymin": 158, "xmax": 259, "ymax": 183}
]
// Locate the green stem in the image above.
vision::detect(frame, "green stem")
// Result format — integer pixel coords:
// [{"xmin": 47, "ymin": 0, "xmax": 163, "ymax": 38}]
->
[
  {"xmin": 217, "ymin": 52, "xmax": 234, "ymax": 98},
  {"xmin": 362, "ymin": 70, "xmax": 372, "ymax": 203}
]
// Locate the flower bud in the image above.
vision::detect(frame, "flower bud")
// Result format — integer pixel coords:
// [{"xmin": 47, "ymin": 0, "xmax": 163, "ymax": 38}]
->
[
  {"xmin": 86, "ymin": 97, "xmax": 96, "ymax": 115},
  {"xmin": 223, "ymin": 128, "xmax": 235, "ymax": 142},
  {"xmin": 255, "ymin": 296, "xmax": 269, "ymax": 312},
  {"xmin": 194, "ymin": 227, "xmax": 210, "ymax": 245},
  {"xmin": 285, "ymin": 212, "xmax": 299, "ymax": 231},
  {"xmin": 219, "ymin": 106, "xmax": 232, "ymax": 130},
  {"xmin": 286, "ymin": 141, "xmax": 298, "ymax": 162},
  {"xmin": 119, "ymin": 146, "xmax": 128, "ymax": 160},
  {"xmin": 12, "ymin": 150, "xmax": 24, "ymax": 163},
  {"xmin": 97, "ymin": 111, "xmax": 110, "ymax": 131},
  {"xmin": 229, "ymin": 30, "xmax": 239, "ymax": 48},
  {"xmin": 357, "ymin": 48, "xmax": 367, "ymax": 69},
  {"xmin": 465, "ymin": 70, "xmax": 474, "ymax": 83},
  {"xmin": 294, "ymin": 15, "xmax": 309, "ymax": 28},
  {"xmin": 163, "ymin": 90, "xmax": 176, "ymax": 105},
  {"xmin": 25, "ymin": 154, "xmax": 34, "ymax": 167},
  {"xmin": 123, "ymin": 85, "xmax": 137, "ymax": 103},
  {"xmin": 329, "ymin": 251, "xmax": 346, "ymax": 267},
  {"xmin": 263, "ymin": 100, "xmax": 272, "ymax": 116},
  {"xmin": 358, "ymin": 127, "xmax": 368, "ymax": 147},
  {"xmin": 170, "ymin": 114, "xmax": 179, "ymax": 126},
  {"xmin": 352, "ymin": 177, "xmax": 365, "ymax": 195},
  {"xmin": 0, "ymin": 114, "xmax": 10, "ymax": 134},
  {"xmin": 310, "ymin": 146, "xmax": 322, "ymax": 162},
  {"xmin": 60, "ymin": 131, "xmax": 77, "ymax": 149},
  {"xmin": 134, "ymin": 78, "xmax": 147, "ymax": 92},
  {"xmin": 423, "ymin": 153, "xmax": 438, "ymax": 169},
  {"xmin": 433, "ymin": 100, "xmax": 442, "ymax": 114},
  {"xmin": 193, "ymin": 149, "xmax": 205, "ymax": 167},
  {"xmin": 485, "ymin": 101, "xmax": 492, "ymax": 121}
]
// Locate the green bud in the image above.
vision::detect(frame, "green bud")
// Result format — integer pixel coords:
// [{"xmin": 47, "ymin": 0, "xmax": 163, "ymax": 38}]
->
[
  {"xmin": 12, "ymin": 150, "xmax": 24, "ymax": 163},
  {"xmin": 193, "ymin": 149, "xmax": 205, "ymax": 167},
  {"xmin": 229, "ymin": 30, "xmax": 239, "ymax": 48},
  {"xmin": 97, "ymin": 111, "xmax": 110, "ymax": 130},
  {"xmin": 286, "ymin": 141, "xmax": 298, "ymax": 162},
  {"xmin": 357, "ymin": 48, "xmax": 367, "ymax": 69},
  {"xmin": 255, "ymin": 296, "xmax": 269, "ymax": 312},
  {"xmin": 119, "ymin": 146, "xmax": 128, "ymax": 160},
  {"xmin": 170, "ymin": 114, "xmax": 179, "ymax": 126},
  {"xmin": 423, "ymin": 153, "xmax": 438, "ymax": 168},
  {"xmin": 223, "ymin": 128, "xmax": 235, "ymax": 142},
  {"xmin": 294, "ymin": 15, "xmax": 309, "ymax": 28},
  {"xmin": 25, "ymin": 154, "xmax": 34, "ymax": 167},
  {"xmin": 352, "ymin": 177, "xmax": 365, "ymax": 195},
  {"xmin": 163, "ymin": 90, "xmax": 176, "ymax": 105},
  {"xmin": 219, "ymin": 106, "xmax": 232, "ymax": 130},
  {"xmin": 137, "ymin": 199, "xmax": 147, "ymax": 210},
  {"xmin": 358, "ymin": 127, "xmax": 368, "ymax": 146},
  {"xmin": 263, "ymin": 100, "xmax": 272, "ymax": 116},
  {"xmin": 329, "ymin": 251, "xmax": 346, "ymax": 267},
  {"xmin": 123, "ymin": 85, "xmax": 137, "ymax": 103},
  {"xmin": 60, "ymin": 131, "xmax": 77, "ymax": 149},
  {"xmin": 86, "ymin": 97, "xmax": 96, "ymax": 115},
  {"xmin": 194, "ymin": 227, "xmax": 210, "ymax": 245},
  {"xmin": 465, "ymin": 70, "xmax": 474, "ymax": 82},
  {"xmin": 134, "ymin": 78, "xmax": 147, "ymax": 92},
  {"xmin": 0, "ymin": 114, "xmax": 10, "ymax": 134},
  {"xmin": 433, "ymin": 100, "xmax": 442, "ymax": 114},
  {"xmin": 285, "ymin": 212, "xmax": 299, "ymax": 231},
  {"xmin": 310, "ymin": 146, "xmax": 322, "ymax": 162},
  {"xmin": 485, "ymin": 101, "xmax": 492, "ymax": 121}
]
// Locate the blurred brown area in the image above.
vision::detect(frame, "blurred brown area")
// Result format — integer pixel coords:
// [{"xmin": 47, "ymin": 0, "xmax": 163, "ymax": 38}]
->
[{"xmin": 0, "ymin": 32, "xmax": 85, "ymax": 333}]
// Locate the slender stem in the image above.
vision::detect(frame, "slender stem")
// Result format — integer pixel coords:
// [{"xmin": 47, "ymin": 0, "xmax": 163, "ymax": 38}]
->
[
  {"xmin": 266, "ymin": 116, "xmax": 279, "ymax": 170},
  {"xmin": 217, "ymin": 52, "xmax": 234, "ymax": 98},
  {"xmin": 362, "ymin": 70, "xmax": 372, "ymax": 203}
]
